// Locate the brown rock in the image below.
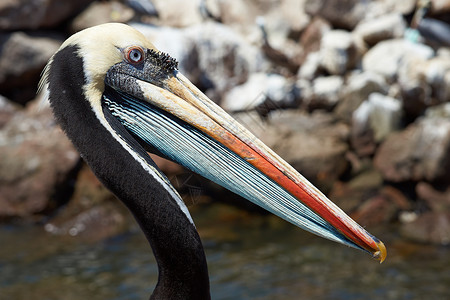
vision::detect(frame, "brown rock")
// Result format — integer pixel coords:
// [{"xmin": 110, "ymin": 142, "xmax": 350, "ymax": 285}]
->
[
  {"xmin": 401, "ymin": 212, "xmax": 450, "ymax": 245},
  {"xmin": 235, "ymin": 110, "xmax": 349, "ymax": 190},
  {"xmin": 0, "ymin": 96, "xmax": 20, "ymax": 129},
  {"xmin": 374, "ymin": 117, "xmax": 450, "ymax": 183},
  {"xmin": 351, "ymin": 185, "xmax": 411, "ymax": 226},
  {"xmin": 0, "ymin": 99, "xmax": 80, "ymax": 220},
  {"xmin": 298, "ymin": 17, "xmax": 331, "ymax": 65},
  {"xmin": 304, "ymin": 0, "xmax": 369, "ymax": 29},
  {"xmin": 416, "ymin": 182, "xmax": 450, "ymax": 212},
  {"xmin": 70, "ymin": 1, "xmax": 134, "ymax": 33}
]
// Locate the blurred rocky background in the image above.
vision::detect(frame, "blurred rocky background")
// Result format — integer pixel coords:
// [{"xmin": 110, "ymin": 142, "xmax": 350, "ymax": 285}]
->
[{"xmin": 0, "ymin": 0, "xmax": 449, "ymax": 245}]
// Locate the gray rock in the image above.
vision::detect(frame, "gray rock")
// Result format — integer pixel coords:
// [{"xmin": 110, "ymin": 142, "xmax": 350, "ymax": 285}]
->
[
  {"xmin": 0, "ymin": 31, "xmax": 62, "ymax": 104},
  {"xmin": 151, "ymin": 0, "xmax": 203, "ymax": 27},
  {"xmin": 307, "ymin": 75, "xmax": 343, "ymax": 110},
  {"xmin": 352, "ymin": 93, "xmax": 403, "ymax": 143},
  {"xmin": 184, "ymin": 22, "xmax": 266, "ymax": 101},
  {"xmin": 319, "ymin": 30, "xmax": 359, "ymax": 75},
  {"xmin": 335, "ymin": 71, "xmax": 388, "ymax": 122},
  {"xmin": 0, "ymin": 99, "xmax": 80, "ymax": 220},
  {"xmin": 425, "ymin": 102, "xmax": 450, "ymax": 119},
  {"xmin": 354, "ymin": 13, "xmax": 406, "ymax": 45},
  {"xmin": 298, "ymin": 52, "xmax": 323, "ymax": 80},
  {"xmin": 374, "ymin": 116, "xmax": 450, "ymax": 183},
  {"xmin": 423, "ymin": 55, "xmax": 450, "ymax": 104},
  {"xmin": 222, "ymin": 73, "xmax": 296, "ymax": 112},
  {"xmin": 362, "ymin": 39, "xmax": 435, "ymax": 80},
  {"xmin": 304, "ymin": 0, "xmax": 369, "ymax": 29},
  {"xmin": 0, "ymin": 0, "xmax": 95, "ymax": 30}
]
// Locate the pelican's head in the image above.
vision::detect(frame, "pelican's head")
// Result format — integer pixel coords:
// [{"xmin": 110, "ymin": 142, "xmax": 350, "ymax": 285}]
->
[{"xmin": 40, "ymin": 23, "xmax": 386, "ymax": 263}]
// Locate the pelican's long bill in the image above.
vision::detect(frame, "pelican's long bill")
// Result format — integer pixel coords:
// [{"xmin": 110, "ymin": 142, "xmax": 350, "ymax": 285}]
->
[{"xmin": 102, "ymin": 42, "xmax": 386, "ymax": 262}]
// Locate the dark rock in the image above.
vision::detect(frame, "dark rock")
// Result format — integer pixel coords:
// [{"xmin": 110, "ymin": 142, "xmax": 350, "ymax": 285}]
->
[
  {"xmin": 0, "ymin": 32, "xmax": 62, "ymax": 104},
  {"xmin": 374, "ymin": 117, "xmax": 450, "ymax": 184},
  {"xmin": 0, "ymin": 0, "xmax": 95, "ymax": 30},
  {"xmin": 0, "ymin": 100, "xmax": 80, "ymax": 220},
  {"xmin": 401, "ymin": 211, "xmax": 450, "ymax": 245}
]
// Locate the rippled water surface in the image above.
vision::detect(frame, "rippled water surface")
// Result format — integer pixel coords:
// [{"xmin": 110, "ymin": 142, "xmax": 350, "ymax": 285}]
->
[{"xmin": 1, "ymin": 205, "xmax": 450, "ymax": 300}]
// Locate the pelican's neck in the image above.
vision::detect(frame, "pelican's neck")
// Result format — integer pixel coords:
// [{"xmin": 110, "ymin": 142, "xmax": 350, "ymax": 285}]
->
[{"xmin": 46, "ymin": 45, "xmax": 210, "ymax": 300}]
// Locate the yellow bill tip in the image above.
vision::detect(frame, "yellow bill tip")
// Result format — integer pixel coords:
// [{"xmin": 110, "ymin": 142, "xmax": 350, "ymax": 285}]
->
[{"xmin": 372, "ymin": 240, "xmax": 387, "ymax": 263}]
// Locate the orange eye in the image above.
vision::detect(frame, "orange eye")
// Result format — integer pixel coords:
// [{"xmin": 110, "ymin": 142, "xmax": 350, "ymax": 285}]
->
[{"xmin": 126, "ymin": 47, "xmax": 144, "ymax": 64}]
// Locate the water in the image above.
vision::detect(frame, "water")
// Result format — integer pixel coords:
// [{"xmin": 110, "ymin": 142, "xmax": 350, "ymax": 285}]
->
[{"xmin": 1, "ymin": 204, "xmax": 449, "ymax": 300}]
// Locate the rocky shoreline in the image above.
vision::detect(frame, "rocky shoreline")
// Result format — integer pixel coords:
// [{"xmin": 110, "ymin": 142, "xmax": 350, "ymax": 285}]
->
[{"xmin": 1, "ymin": 0, "xmax": 449, "ymax": 245}]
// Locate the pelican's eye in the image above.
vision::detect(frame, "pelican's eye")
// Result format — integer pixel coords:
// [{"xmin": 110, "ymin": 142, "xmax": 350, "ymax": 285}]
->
[{"xmin": 125, "ymin": 47, "xmax": 145, "ymax": 64}]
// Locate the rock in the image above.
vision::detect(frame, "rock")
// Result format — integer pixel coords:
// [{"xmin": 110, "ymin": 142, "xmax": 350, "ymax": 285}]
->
[
  {"xmin": 234, "ymin": 110, "xmax": 349, "ymax": 190},
  {"xmin": 0, "ymin": 0, "xmax": 95, "ymax": 30},
  {"xmin": 304, "ymin": 0, "xmax": 369, "ymax": 29},
  {"xmin": 352, "ymin": 93, "xmax": 403, "ymax": 147},
  {"xmin": 280, "ymin": 0, "xmax": 310, "ymax": 35},
  {"xmin": 184, "ymin": 22, "xmax": 266, "ymax": 101},
  {"xmin": 423, "ymin": 55, "xmax": 450, "ymax": 104},
  {"xmin": 297, "ymin": 52, "xmax": 323, "ymax": 80},
  {"xmin": 0, "ymin": 31, "xmax": 62, "ymax": 104},
  {"xmin": 424, "ymin": 102, "xmax": 450, "ymax": 119},
  {"xmin": 397, "ymin": 53, "xmax": 433, "ymax": 120},
  {"xmin": 319, "ymin": 30, "xmax": 360, "ymax": 75},
  {"xmin": 151, "ymin": 0, "xmax": 203, "ymax": 27},
  {"xmin": 374, "ymin": 117, "xmax": 450, "ymax": 183},
  {"xmin": 401, "ymin": 211, "xmax": 450, "ymax": 245},
  {"xmin": 134, "ymin": 21, "xmax": 266, "ymax": 101},
  {"xmin": 222, "ymin": 73, "xmax": 298, "ymax": 113},
  {"xmin": 362, "ymin": 0, "xmax": 416, "ymax": 18},
  {"xmin": 351, "ymin": 186, "xmax": 406, "ymax": 227},
  {"xmin": 362, "ymin": 39, "xmax": 435, "ymax": 81},
  {"xmin": 354, "ymin": 13, "xmax": 406, "ymax": 45},
  {"xmin": 416, "ymin": 182, "xmax": 450, "ymax": 212},
  {"xmin": 0, "ymin": 95, "xmax": 20, "ymax": 129},
  {"xmin": 70, "ymin": 1, "xmax": 134, "ymax": 33},
  {"xmin": 335, "ymin": 71, "xmax": 388, "ymax": 122},
  {"xmin": 43, "ymin": 164, "xmax": 127, "ymax": 242},
  {"xmin": 0, "ymin": 99, "xmax": 80, "ymax": 220},
  {"xmin": 307, "ymin": 75, "xmax": 343, "ymax": 110},
  {"xmin": 329, "ymin": 167, "xmax": 384, "ymax": 213},
  {"xmin": 297, "ymin": 17, "xmax": 331, "ymax": 64}
]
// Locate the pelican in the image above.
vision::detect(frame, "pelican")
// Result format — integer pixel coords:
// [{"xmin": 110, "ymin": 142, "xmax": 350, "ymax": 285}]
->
[{"xmin": 39, "ymin": 23, "xmax": 386, "ymax": 299}]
